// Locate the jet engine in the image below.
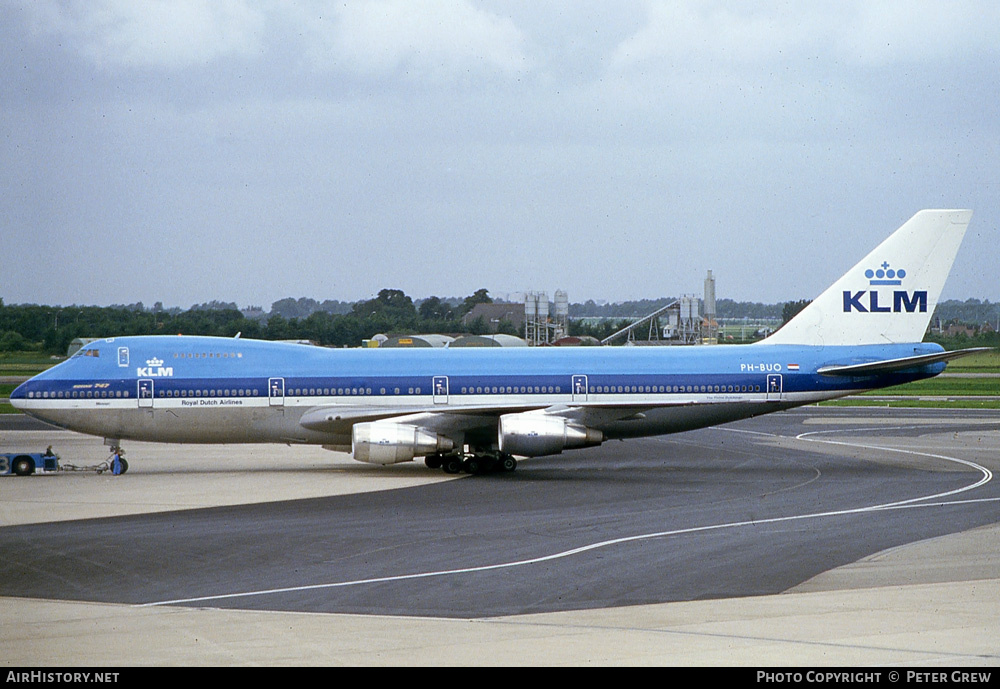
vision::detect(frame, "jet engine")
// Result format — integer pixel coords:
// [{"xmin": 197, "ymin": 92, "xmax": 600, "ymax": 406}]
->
[
  {"xmin": 352, "ymin": 421, "xmax": 454, "ymax": 465},
  {"xmin": 498, "ymin": 413, "xmax": 603, "ymax": 457}
]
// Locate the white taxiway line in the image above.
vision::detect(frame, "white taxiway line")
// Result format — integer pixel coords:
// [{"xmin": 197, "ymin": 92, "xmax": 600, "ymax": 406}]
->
[{"xmin": 140, "ymin": 430, "xmax": 994, "ymax": 608}]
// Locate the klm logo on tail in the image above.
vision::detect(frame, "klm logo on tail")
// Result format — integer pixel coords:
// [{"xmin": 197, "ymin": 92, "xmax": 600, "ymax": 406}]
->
[{"xmin": 843, "ymin": 262, "xmax": 927, "ymax": 313}]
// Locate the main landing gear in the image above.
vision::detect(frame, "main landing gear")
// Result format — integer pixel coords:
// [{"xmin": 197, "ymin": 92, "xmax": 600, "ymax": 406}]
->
[{"xmin": 424, "ymin": 451, "xmax": 517, "ymax": 476}]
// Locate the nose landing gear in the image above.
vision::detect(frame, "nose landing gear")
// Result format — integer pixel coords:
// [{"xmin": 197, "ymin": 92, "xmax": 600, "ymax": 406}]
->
[{"xmin": 105, "ymin": 440, "xmax": 129, "ymax": 475}]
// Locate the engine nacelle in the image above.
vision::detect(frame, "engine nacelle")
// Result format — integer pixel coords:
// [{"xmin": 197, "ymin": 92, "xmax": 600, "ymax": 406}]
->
[
  {"xmin": 352, "ymin": 421, "xmax": 454, "ymax": 465},
  {"xmin": 498, "ymin": 413, "xmax": 603, "ymax": 457}
]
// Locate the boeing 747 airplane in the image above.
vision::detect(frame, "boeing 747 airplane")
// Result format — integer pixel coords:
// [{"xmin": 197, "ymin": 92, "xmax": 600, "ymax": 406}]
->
[{"xmin": 11, "ymin": 210, "xmax": 984, "ymax": 474}]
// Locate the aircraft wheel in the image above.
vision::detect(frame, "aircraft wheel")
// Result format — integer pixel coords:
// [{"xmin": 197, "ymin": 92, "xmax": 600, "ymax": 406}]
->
[
  {"xmin": 424, "ymin": 455, "xmax": 443, "ymax": 469},
  {"xmin": 442, "ymin": 458, "xmax": 464, "ymax": 474},
  {"xmin": 499, "ymin": 455, "xmax": 517, "ymax": 472},
  {"xmin": 463, "ymin": 457, "xmax": 483, "ymax": 475},
  {"xmin": 12, "ymin": 456, "xmax": 35, "ymax": 476}
]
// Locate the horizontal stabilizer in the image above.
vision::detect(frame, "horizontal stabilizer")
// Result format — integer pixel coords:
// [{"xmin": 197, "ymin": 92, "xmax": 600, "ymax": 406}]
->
[{"xmin": 817, "ymin": 348, "xmax": 993, "ymax": 376}]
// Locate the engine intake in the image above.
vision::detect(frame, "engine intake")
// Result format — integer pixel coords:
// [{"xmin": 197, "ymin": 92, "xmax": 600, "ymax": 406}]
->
[
  {"xmin": 498, "ymin": 413, "xmax": 603, "ymax": 457},
  {"xmin": 352, "ymin": 421, "xmax": 454, "ymax": 465}
]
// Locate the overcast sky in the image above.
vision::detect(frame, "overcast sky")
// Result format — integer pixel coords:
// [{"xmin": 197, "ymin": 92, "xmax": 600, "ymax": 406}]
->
[{"xmin": 2, "ymin": 1, "xmax": 998, "ymax": 310}]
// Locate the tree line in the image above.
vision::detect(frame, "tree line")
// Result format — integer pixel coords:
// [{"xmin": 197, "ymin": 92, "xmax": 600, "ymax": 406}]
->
[
  {"xmin": 1, "ymin": 294, "xmax": 996, "ymax": 355},
  {"xmin": 0, "ymin": 289, "xmax": 497, "ymax": 354}
]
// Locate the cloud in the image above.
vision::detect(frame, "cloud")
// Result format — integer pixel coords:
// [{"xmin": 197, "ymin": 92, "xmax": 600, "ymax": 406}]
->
[
  {"xmin": 18, "ymin": 0, "xmax": 532, "ymax": 83},
  {"xmin": 300, "ymin": 1, "xmax": 532, "ymax": 81},
  {"xmin": 609, "ymin": 3, "xmax": 819, "ymax": 70},
  {"xmin": 5, "ymin": 1, "xmax": 998, "ymax": 307},
  {"xmin": 20, "ymin": 0, "xmax": 265, "ymax": 70},
  {"xmin": 832, "ymin": 1, "xmax": 1000, "ymax": 65},
  {"xmin": 609, "ymin": 0, "xmax": 1000, "ymax": 72}
]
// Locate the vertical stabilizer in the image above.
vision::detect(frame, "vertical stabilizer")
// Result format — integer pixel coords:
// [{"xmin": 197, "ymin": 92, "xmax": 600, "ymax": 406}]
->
[{"xmin": 759, "ymin": 209, "xmax": 972, "ymax": 346}]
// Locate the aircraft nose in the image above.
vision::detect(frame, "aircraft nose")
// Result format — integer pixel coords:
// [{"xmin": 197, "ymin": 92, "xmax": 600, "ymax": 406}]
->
[{"xmin": 9, "ymin": 381, "xmax": 28, "ymax": 410}]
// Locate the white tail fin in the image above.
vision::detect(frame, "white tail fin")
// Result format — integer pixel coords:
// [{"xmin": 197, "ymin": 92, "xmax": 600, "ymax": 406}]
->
[{"xmin": 759, "ymin": 209, "xmax": 972, "ymax": 346}]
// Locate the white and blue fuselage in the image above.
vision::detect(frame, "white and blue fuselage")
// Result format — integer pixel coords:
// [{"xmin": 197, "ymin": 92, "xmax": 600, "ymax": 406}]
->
[{"xmin": 11, "ymin": 336, "xmax": 945, "ymax": 445}]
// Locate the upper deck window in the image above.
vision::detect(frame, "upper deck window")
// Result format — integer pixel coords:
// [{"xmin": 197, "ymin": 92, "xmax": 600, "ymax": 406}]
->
[{"xmin": 173, "ymin": 351, "xmax": 243, "ymax": 359}]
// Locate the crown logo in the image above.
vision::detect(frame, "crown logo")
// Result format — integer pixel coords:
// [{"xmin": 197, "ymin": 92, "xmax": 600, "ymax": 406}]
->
[
  {"xmin": 146, "ymin": 357, "xmax": 164, "ymax": 367},
  {"xmin": 865, "ymin": 261, "xmax": 905, "ymax": 286}
]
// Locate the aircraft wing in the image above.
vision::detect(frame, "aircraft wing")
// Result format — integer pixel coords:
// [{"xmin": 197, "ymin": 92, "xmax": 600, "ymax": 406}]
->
[
  {"xmin": 299, "ymin": 403, "xmax": 542, "ymax": 436},
  {"xmin": 297, "ymin": 400, "xmax": 680, "ymax": 437},
  {"xmin": 817, "ymin": 347, "xmax": 992, "ymax": 376},
  {"xmin": 299, "ymin": 402, "xmax": 693, "ymax": 434}
]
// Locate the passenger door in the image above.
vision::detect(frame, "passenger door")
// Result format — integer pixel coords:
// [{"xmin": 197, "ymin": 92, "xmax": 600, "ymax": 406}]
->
[
  {"xmin": 766, "ymin": 374, "xmax": 783, "ymax": 401},
  {"xmin": 138, "ymin": 379, "xmax": 154, "ymax": 408},
  {"xmin": 269, "ymin": 377, "xmax": 285, "ymax": 407},
  {"xmin": 433, "ymin": 376, "xmax": 449, "ymax": 404}
]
